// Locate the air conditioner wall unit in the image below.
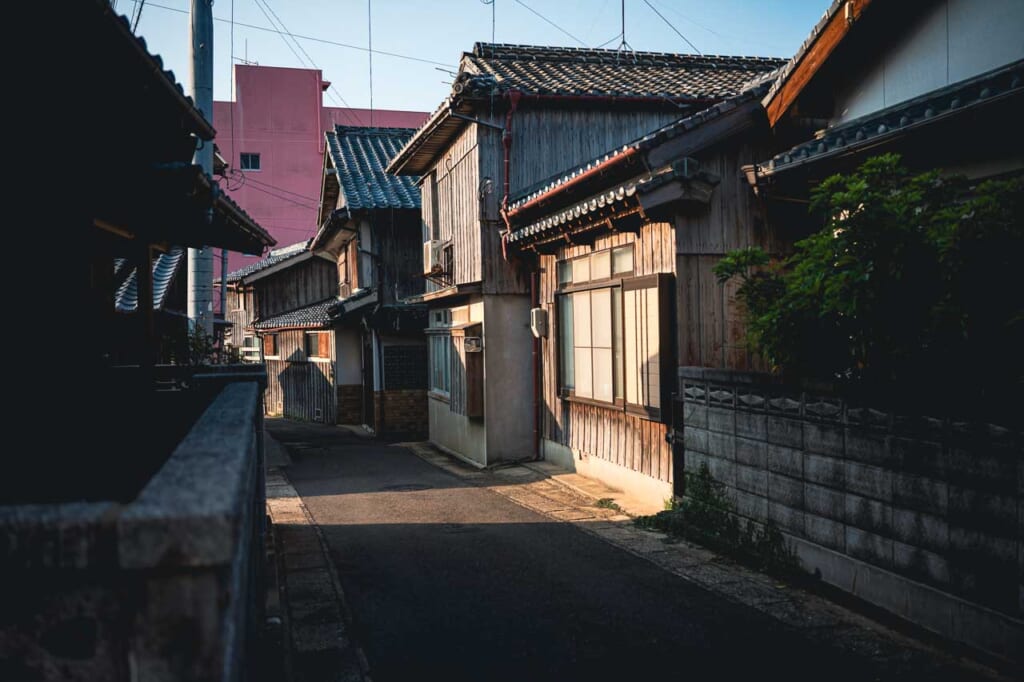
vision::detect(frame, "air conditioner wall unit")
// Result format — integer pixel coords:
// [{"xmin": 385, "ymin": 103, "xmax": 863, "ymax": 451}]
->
[{"xmin": 423, "ymin": 240, "xmax": 439, "ymax": 274}]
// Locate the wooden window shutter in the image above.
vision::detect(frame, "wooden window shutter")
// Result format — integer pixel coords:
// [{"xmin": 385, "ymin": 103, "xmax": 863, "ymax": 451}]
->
[
  {"xmin": 318, "ymin": 332, "xmax": 331, "ymax": 358},
  {"xmin": 263, "ymin": 334, "xmax": 276, "ymax": 357}
]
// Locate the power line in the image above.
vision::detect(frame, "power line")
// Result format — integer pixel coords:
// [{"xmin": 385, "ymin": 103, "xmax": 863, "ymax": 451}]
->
[
  {"xmin": 242, "ymin": 181, "xmax": 319, "ymax": 210},
  {"xmin": 252, "ymin": 0, "xmax": 308, "ymax": 72},
  {"xmin": 650, "ymin": 0, "xmax": 727, "ymax": 41},
  {"xmin": 512, "ymin": 0, "xmax": 585, "ymax": 47},
  {"xmin": 642, "ymin": 0, "xmax": 701, "ymax": 55},
  {"xmin": 239, "ymin": 174, "xmax": 321, "ymax": 202},
  {"xmin": 129, "ymin": 1, "xmax": 456, "ymax": 68},
  {"xmin": 251, "ymin": 0, "xmax": 365, "ymax": 125}
]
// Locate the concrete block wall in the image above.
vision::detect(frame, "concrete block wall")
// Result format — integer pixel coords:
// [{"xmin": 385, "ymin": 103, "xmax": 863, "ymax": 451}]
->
[
  {"xmin": 0, "ymin": 380, "xmax": 267, "ymax": 681},
  {"xmin": 676, "ymin": 367, "xmax": 1023, "ymax": 664}
]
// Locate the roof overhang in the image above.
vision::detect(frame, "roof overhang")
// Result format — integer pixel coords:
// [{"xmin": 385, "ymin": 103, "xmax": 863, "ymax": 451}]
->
[
  {"xmin": 748, "ymin": 61, "xmax": 1024, "ymax": 194},
  {"xmin": 762, "ymin": 0, "xmax": 873, "ymax": 127},
  {"xmin": 237, "ymin": 250, "xmax": 332, "ymax": 285}
]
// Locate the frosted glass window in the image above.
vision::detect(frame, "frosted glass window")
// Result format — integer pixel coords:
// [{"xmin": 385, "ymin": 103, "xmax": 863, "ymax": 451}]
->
[
  {"xmin": 574, "ymin": 347, "xmax": 593, "ymax": 398},
  {"xmin": 612, "ymin": 245, "xmax": 634, "ymax": 275},
  {"xmin": 591, "ymin": 251, "xmax": 611, "ymax": 280},
  {"xmin": 572, "ymin": 256, "xmax": 590, "ymax": 283}
]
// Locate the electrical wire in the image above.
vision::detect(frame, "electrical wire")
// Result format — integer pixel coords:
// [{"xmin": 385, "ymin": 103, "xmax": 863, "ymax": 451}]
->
[
  {"xmin": 252, "ymin": 0, "xmax": 365, "ymax": 126},
  {"xmin": 242, "ymin": 182, "xmax": 319, "ymax": 210},
  {"xmin": 642, "ymin": 0, "xmax": 701, "ymax": 55},
  {"xmin": 512, "ymin": 0, "xmax": 586, "ymax": 47},
  {"xmin": 239, "ymin": 173, "xmax": 321, "ymax": 202},
  {"xmin": 128, "ymin": 1, "xmax": 456, "ymax": 68}
]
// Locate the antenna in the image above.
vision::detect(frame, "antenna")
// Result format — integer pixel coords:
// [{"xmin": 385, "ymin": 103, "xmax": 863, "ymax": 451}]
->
[
  {"xmin": 480, "ymin": 0, "xmax": 495, "ymax": 44},
  {"xmin": 618, "ymin": 0, "xmax": 633, "ymax": 58},
  {"xmin": 368, "ymin": 0, "xmax": 374, "ymax": 126}
]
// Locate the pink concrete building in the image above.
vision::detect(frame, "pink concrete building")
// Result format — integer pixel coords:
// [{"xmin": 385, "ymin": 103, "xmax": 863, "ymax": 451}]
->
[{"xmin": 213, "ymin": 64, "xmax": 427, "ymax": 274}]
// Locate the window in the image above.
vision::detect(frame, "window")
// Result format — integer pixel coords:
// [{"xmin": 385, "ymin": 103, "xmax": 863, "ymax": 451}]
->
[
  {"xmin": 240, "ymin": 152, "xmax": 261, "ymax": 171},
  {"xmin": 262, "ymin": 333, "xmax": 278, "ymax": 358},
  {"xmin": 240, "ymin": 334, "xmax": 261, "ymax": 362},
  {"xmin": 556, "ymin": 246, "xmax": 669, "ymax": 420},
  {"xmin": 305, "ymin": 332, "xmax": 331, "ymax": 359},
  {"xmin": 428, "ymin": 310, "xmax": 451, "ymax": 396}
]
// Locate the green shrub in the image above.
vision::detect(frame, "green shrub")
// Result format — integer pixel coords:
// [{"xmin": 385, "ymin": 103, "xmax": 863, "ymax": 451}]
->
[{"xmin": 715, "ymin": 154, "xmax": 1023, "ymax": 414}]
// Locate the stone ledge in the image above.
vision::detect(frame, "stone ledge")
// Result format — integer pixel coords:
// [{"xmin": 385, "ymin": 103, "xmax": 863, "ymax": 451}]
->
[{"xmin": 1, "ymin": 382, "xmax": 262, "ymax": 571}]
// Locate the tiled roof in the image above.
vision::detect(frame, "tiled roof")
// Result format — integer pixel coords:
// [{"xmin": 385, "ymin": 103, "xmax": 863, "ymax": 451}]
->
[
  {"xmin": 101, "ymin": 0, "xmax": 214, "ymax": 140},
  {"xmin": 462, "ymin": 43, "xmax": 787, "ymax": 99},
  {"xmin": 760, "ymin": 60, "xmax": 1024, "ymax": 175},
  {"xmin": 115, "ymin": 248, "xmax": 185, "ymax": 313},
  {"xmin": 507, "ymin": 164, "xmax": 718, "ymax": 247},
  {"xmin": 224, "ymin": 240, "xmax": 311, "ymax": 283},
  {"xmin": 326, "ymin": 126, "xmax": 420, "ymax": 210},
  {"xmin": 388, "ymin": 43, "xmax": 786, "ymax": 175},
  {"xmin": 253, "ymin": 298, "xmax": 336, "ymax": 330},
  {"xmin": 508, "ymin": 83, "xmax": 772, "ymax": 212}
]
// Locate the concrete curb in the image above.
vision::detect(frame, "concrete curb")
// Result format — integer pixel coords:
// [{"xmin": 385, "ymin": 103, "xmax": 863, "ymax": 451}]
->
[{"xmin": 265, "ymin": 432, "xmax": 373, "ymax": 682}]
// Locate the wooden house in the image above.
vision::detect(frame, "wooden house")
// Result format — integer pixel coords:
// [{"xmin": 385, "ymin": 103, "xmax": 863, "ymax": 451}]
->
[
  {"xmin": 224, "ymin": 240, "xmax": 339, "ymax": 422},
  {"xmin": 504, "ymin": 79, "xmax": 784, "ymax": 505},
  {"xmin": 387, "ymin": 42, "xmax": 785, "ymax": 468},
  {"xmin": 312, "ymin": 125, "xmax": 427, "ymax": 437},
  {"xmin": 749, "ymin": 0, "xmax": 1023, "ymax": 198}
]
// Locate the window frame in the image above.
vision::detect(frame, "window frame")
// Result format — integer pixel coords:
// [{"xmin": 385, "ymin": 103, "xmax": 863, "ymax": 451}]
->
[
  {"xmin": 305, "ymin": 331, "xmax": 331, "ymax": 360},
  {"xmin": 262, "ymin": 333, "xmax": 279, "ymax": 359},
  {"xmin": 240, "ymin": 152, "xmax": 261, "ymax": 171},
  {"xmin": 554, "ymin": 245, "xmax": 672, "ymax": 422},
  {"xmin": 427, "ymin": 309, "xmax": 452, "ymax": 400}
]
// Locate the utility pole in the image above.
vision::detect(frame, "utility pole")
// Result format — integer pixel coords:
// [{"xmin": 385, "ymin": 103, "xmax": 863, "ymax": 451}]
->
[{"xmin": 188, "ymin": 0, "xmax": 214, "ymax": 338}]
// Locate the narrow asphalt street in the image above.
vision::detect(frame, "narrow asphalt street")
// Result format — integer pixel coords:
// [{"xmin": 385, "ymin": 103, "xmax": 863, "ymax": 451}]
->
[{"xmin": 265, "ymin": 419, "xmax": 1003, "ymax": 682}]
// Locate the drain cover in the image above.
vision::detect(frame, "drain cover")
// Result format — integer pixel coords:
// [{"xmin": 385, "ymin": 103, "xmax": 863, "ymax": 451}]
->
[{"xmin": 379, "ymin": 483, "xmax": 433, "ymax": 492}]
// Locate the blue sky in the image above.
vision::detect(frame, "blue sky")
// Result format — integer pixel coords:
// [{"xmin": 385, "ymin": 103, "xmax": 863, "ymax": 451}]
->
[{"xmin": 123, "ymin": 0, "xmax": 828, "ymax": 113}]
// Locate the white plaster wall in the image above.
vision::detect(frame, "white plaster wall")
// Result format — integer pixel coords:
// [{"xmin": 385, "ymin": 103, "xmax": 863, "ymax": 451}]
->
[
  {"xmin": 835, "ymin": 0, "xmax": 1024, "ymax": 122},
  {"xmin": 429, "ymin": 395, "xmax": 488, "ymax": 465},
  {"xmin": 334, "ymin": 327, "xmax": 362, "ymax": 385},
  {"xmin": 483, "ymin": 294, "xmax": 534, "ymax": 463}
]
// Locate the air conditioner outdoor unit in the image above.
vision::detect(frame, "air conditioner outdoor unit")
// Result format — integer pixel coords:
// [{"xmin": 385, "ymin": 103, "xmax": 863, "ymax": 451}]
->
[{"xmin": 423, "ymin": 240, "xmax": 440, "ymax": 274}]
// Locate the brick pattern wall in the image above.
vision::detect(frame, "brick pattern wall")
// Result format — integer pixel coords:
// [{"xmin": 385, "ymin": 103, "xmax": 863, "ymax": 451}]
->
[
  {"xmin": 675, "ymin": 367, "xmax": 1023, "ymax": 663},
  {"xmin": 373, "ymin": 389, "xmax": 427, "ymax": 439},
  {"xmin": 337, "ymin": 384, "xmax": 362, "ymax": 424}
]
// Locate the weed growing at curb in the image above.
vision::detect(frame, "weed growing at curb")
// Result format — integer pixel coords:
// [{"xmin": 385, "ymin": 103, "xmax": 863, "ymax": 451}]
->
[
  {"xmin": 595, "ymin": 498, "xmax": 624, "ymax": 512},
  {"xmin": 635, "ymin": 463, "xmax": 802, "ymax": 579}
]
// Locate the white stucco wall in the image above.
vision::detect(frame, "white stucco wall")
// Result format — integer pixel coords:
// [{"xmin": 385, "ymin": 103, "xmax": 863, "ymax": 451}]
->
[
  {"xmin": 334, "ymin": 327, "xmax": 362, "ymax": 385},
  {"xmin": 428, "ymin": 396, "xmax": 488, "ymax": 466},
  {"xmin": 835, "ymin": 0, "xmax": 1024, "ymax": 122},
  {"xmin": 483, "ymin": 294, "xmax": 534, "ymax": 463}
]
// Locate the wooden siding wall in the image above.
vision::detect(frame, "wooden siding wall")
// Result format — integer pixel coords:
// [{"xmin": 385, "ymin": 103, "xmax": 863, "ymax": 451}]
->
[
  {"xmin": 675, "ymin": 138, "xmax": 784, "ymax": 371},
  {"xmin": 539, "ymin": 222, "xmax": 675, "ymax": 482},
  {"xmin": 509, "ymin": 108, "xmax": 682, "ymax": 193},
  {"xmin": 424, "ymin": 124, "xmax": 481, "ymax": 286},
  {"xmin": 263, "ymin": 329, "xmax": 336, "ymax": 424},
  {"xmin": 257, "ymin": 258, "xmax": 336, "ymax": 319},
  {"xmin": 226, "ymin": 287, "xmax": 256, "ymax": 339},
  {"xmin": 371, "ymin": 209, "xmax": 425, "ymax": 304}
]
